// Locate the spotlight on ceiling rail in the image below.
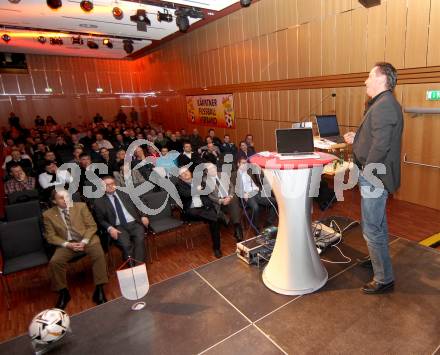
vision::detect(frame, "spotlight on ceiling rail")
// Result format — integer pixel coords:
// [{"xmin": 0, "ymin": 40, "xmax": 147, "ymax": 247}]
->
[
  {"xmin": 130, "ymin": 9, "xmax": 151, "ymax": 32},
  {"xmin": 240, "ymin": 0, "xmax": 252, "ymax": 7},
  {"xmin": 103, "ymin": 38, "xmax": 113, "ymax": 48},
  {"xmin": 37, "ymin": 36, "xmax": 47, "ymax": 44},
  {"xmin": 71, "ymin": 36, "xmax": 83, "ymax": 45},
  {"xmin": 47, "ymin": 0, "xmax": 62, "ymax": 9},
  {"xmin": 49, "ymin": 37, "xmax": 63, "ymax": 45},
  {"xmin": 157, "ymin": 9, "xmax": 173, "ymax": 22},
  {"xmin": 87, "ymin": 40, "xmax": 99, "ymax": 49},
  {"xmin": 112, "ymin": 6, "xmax": 123, "ymax": 20},
  {"xmin": 2, "ymin": 34, "xmax": 11, "ymax": 43},
  {"xmin": 123, "ymin": 39, "xmax": 134, "ymax": 54},
  {"xmin": 80, "ymin": 0, "xmax": 93, "ymax": 12}
]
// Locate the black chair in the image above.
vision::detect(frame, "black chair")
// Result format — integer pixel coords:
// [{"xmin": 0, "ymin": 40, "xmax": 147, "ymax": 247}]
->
[
  {"xmin": 5, "ymin": 200, "xmax": 41, "ymax": 221},
  {"xmin": 7, "ymin": 189, "xmax": 39, "ymax": 205},
  {"xmin": 141, "ymin": 191, "xmax": 185, "ymax": 260},
  {"xmin": 0, "ymin": 217, "xmax": 49, "ymax": 308}
]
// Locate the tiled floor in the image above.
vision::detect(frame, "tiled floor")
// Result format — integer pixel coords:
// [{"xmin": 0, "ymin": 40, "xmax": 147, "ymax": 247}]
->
[{"xmin": 1, "ymin": 226, "xmax": 439, "ymax": 355}]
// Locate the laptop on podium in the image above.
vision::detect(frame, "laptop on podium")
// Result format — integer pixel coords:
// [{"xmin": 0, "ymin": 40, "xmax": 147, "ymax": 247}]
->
[
  {"xmin": 275, "ymin": 128, "xmax": 319, "ymax": 159},
  {"xmin": 315, "ymin": 115, "xmax": 345, "ymax": 144}
]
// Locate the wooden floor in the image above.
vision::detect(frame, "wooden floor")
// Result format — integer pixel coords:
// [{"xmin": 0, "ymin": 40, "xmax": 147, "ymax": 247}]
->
[{"xmin": 1, "ymin": 188, "xmax": 439, "ymax": 343}]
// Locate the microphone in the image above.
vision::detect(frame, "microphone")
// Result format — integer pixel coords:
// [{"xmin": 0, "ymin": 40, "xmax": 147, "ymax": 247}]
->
[{"xmin": 297, "ymin": 93, "xmax": 336, "ymax": 126}]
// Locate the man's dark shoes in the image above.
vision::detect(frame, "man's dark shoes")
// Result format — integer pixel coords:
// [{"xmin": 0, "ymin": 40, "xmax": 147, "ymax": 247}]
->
[
  {"xmin": 358, "ymin": 258, "xmax": 373, "ymax": 270},
  {"xmin": 55, "ymin": 288, "xmax": 71, "ymax": 309},
  {"xmin": 92, "ymin": 284, "xmax": 108, "ymax": 305},
  {"xmin": 234, "ymin": 224, "xmax": 243, "ymax": 242},
  {"xmin": 214, "ymin": 249, "xmax": 223, "ymax": 259},
  {"xmin": 362, "ymin": 280, "xmax": 394, "ymax": 294}
]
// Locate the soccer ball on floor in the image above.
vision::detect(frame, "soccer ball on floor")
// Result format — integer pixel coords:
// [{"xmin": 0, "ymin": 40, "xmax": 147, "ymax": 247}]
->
[{"xmin": 29, "ymin": 308, "xmax": 70, "ymax": 344}]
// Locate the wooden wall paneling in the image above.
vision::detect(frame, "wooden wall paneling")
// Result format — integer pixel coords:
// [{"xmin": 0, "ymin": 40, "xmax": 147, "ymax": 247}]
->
[
  {"xmin": 228, "ymin": 11, "xmax": 243, "ymax": 45},
  {"xmin": 298, "ymin": 23, "xmax": 310, "ymax": 78},
  {"xmin": 251, "ymin": 37, "xmax": 261, "ymax": 82},
  {"xmin": 322, "ymin": 15, "xmax": 336, "ymax": 76},
  {"xmin": 242, "ymin": 40, "xmax": 253, "ymax": 83},
  {"xmin": 288, "ymin": 89, "xmax": 299, "ymax": 122},
  {"xmin": 286, "ymin": 26, "xmax": 299, "ymax": 79},
  {"xmin": 427, "ymin": 0, "xmax": 440, "ymax": 66},
  {"xmin": 385, "ymin": 0, "xmax": 407, "ymax": 69},
  {"xmin": 334, "ymin": 87, "xmax": 350, "ymax": 128},
  {"xmin": 348, "ymin": 6, "xmax": 368, "ymax": 73},
  {"xmin": 309, "ymin": 20, "xmax": 322, "ymax": 77},
  {"xmin": 30, "ymin": 71, "xmax": 48, "ymax": 94},
  {"xmin": 335, "ymin": 10, "xmax": 352, "ymax": 74},
  {"xmin": 267, "ymin": 32, "xmax": 279, "ymax": 81},
  {"xmin": 297, "ymin": 0, "xmax": 321, "ymax": 25},
  {"xmin": 262, "ymin": 120, "xmax": 279, "ymax": 151},
  {"xmin": 323, "ymin": 0, "xmax": 352, "ymax": 16},
  {"xmin": 222, "ymin": 46, "xmax": 231, "ymax": 85},
  {"xmin": 309, "ymin": 88, "xmax": 323, "ymax": 117},
  {"xmin": 216, "ymin": 17, "xmax": 229, "ymax": 49},
  {"xmin": 241, "ymin": 5, "xmax": 259, "ymax": 40},
  {"xmin": 298, "ymin": 89, "xmax": 310, "ymax": 121},
  {"xmin": 0, "ymin": 98, "xmax": 13, "ymax": 123},
  {"xmin": 276, "ymin": 30, "xmax": 288, "ymax": 80},
  {"xmin": 246, "ymin": 91, "xmax": 255, "ymax": 119},
  {"xmin": 276, "ymin": 0, "xmax": 297, "ymax": 30},
  {"xmin": 255, "ymin": 91, "xmax": 265, "ymax": 120},
  {"xmin": 366, "ymin": 1, "xmax": 386, "ymax": 69},
  {"xmin": 248, "ymin": 119, "xmax": 264, "ymax": 149},
  {"xmin": 347, "ymin": 86, "xmax": 366, "ymax": 128},
  {"xmin": 269, "ymin": 91, "xmax": 280, "ymax": 121},
  {"xmin": 108, "ymin": 72, "xmax": 122, "ymax": 94},
  {"xmin": 278, "ymin": 90, "xmax": 288, "ymax": 122},
  {"xmin": 404, "ymin": 0, "xmax": 430, "ymax": 68},
  {"xmin": 212, "ymin": 48, "xmax": 222, "ymax": 86},
  {"xmin": 236, "ymin": 117, "xmax": 249, "ymax": 143},
  {"xmin": 84, "ymin": 72, "xmax": 97, "ymax": 94},
  {"xmin": 226, "ymin": 45, "xmax": 236, "ymax": 84},
  {"xmin": 322, "ymin": 87, "xmax": 336, "ymax": 115},
  {"xmin": 259, "ymin": 35, "xmax": 270, "ymax": 82},
  {"xmin": 257, "ymin": 0, "xmax": 277, "ymax": 36},
  {"xmin": 16, "ymin": 74, "xmax": 34, "ymax": 95},
  {"xmin": 1, "ymin": 74, "xmax": 20, "ymax": 95}
]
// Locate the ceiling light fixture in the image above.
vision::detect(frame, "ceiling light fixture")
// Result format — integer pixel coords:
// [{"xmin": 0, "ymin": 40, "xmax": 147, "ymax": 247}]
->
[
  {"xmin": 37, "ymin": 36, "xmax": 47, "ymax": 44},
  {"xmin": 157, "ymin": 9, "xmax": 173, "ymax": 22},
  {"xmin": 71, "ymin": 36, "xmax": 83, "ymax": 45},
  {"xmin": 49, "ymin": 37, "xmax": 63, "ymax": 45},
  {"xmin": 2, "ymin": 34, "xmax": 11, "ymax": 43},
  {"xmin": 174, "ymin": 7, "xmax": 204, "ymax": 33},
  {"xmin": 112, "ymin": 7, "xmax": 123, "ymax": 20},
  {"xmin": 130, "ymin": 9, "xmax": 151, "ymax": 32},
  {"xmin": 123, "ymin": 39, "xmax": 134, "ymax": 54},
  {"xmin": 46, "ymin": 0, "xmax": 62, "ymax": 9},
  {"xmin": 8, "ymin": 0, "xmax": 21, "ymax": 3},
  {"xmin": 240, "ymin": 0, "xmax": 252, "ymax": 7},
  {"xmin": 103, "ymin": 38, "xmax": 113, "ymax": 48},
  {"xmin": 80, "ymin": 0, "xmax": 93, "ymax": 12},
  {"xmin": 87, "ymin": 40, "xmax": 99, "ymax": 49}
]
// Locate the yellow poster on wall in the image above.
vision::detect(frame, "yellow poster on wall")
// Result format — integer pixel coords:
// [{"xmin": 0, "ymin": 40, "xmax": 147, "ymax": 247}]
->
[{"xmin": 186, "ymin": 94, "xmax": 235, "ymax": 128}]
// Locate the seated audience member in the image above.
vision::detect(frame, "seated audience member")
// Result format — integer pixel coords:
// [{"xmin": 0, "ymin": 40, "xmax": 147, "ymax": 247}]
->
[
  {"xmin": 78, "ymin": 153, "xmax": 105, "ymax": 199},
  {"xmin": 220, "ymin": 134, "xmax": 237, "ymax": 159},
  {"xmin": 114, "ymin": 148, "xmax": 126, "ymax": 173},
  {"xmin": 36, "ymin": 150, "xmax": 57, "ymax": 174},
  {"xmin": 38, "ymin": 160, "xmax": 72, "ymax": 200},
  {"xmin": 201, "ymin": 142, "xmax": 221, "ymax": 165},
  {"xmin": 113, "ymin": 133, "xmax": 127, "ymax": 151},
  {"xmin": 166, "ymin": 133, "xmax": 183, "ymax": 152},
  {"xmin": 189, "ymin": 128, "xmax": 204, "ymax": 151},
  {"xmin": 198, "ymin": 136, "xmax": 221, "ymax": 155},
  {"xmin": 132, "ymin": 146, "xmax": 153, "ymax": 180},
  {"xmin": 100, "ymin": 147, "xmax": 117, "ymax": 173},
  {"xmin": 43, "ymin": 190, "xmax": 108, "ymax": 309},
  {"xmin": 176, "ymin": 167, "xmax": 222, "ymax": 258},
  {"xmin": 96, "ymin": 133, "xmax": 114, "ymax": 150},
  {"xmin": 245, "ymin": 134, "xmax": 256, "ymax": 153},
  {"xmin": 32, "ymin": 143, "xmax": 49, "ymax": 166},
  {"xmin": 114, "ymin": 161, "xmax": 146, "ymax": 187},
  {"xmin": 90, "ymin": 142, "xmax": 102, "ymax": 163},
  {"xmin": 35, "ymin": 115, "xmax": 45, "ymax": 127},
  {"xmin": 4, "ymin": 163, "xmax": 36, "ymax": 195},
  {"xmin": 155, "ymin": 146, "xmax": 179, "ymax": 176},
  {"xmin": 52, "ymin": 136, "xmax": 71, "ymax": 163},
  {"xmin": 206, "ymin": 163, "xmax": 243, "ymax": 241},
  {"xmin": 236, "ymin": 141, "xmax": 256, "ymax": 162},
  {"xmin": 177, "ymin": 142, "xmax": 202, "ymax": 171},
  {"xmin": 236, "ymin": 158, "xmax": 277, "ymax": 232},
  {"xmin": 208, "ymin": 128, "xmax": 222, "ymax": 147},
  {"xmin": 69, "ymin": 146, "xmax": 84, "ymax": 165},
  {"xmin": 180, "ymin": 129, "xmax": 189, "ymax": 142},
  {"xmin": 93, "ymin": 113, "xmax": 103, "ymax": 124},
  {"xmin": 154, "ymin": 131, "xmax": 168, "ymax": 150},
  {"xmin": 94, "ymin": 175, "xmax": 149, "ymax": 262},
  {"xmin": 79, "ymin": 130, "xmax": 94, "ymax": 151},
  {"xmin": 3, "ymin": 148, "xmax": 33, "ymax": 176}
]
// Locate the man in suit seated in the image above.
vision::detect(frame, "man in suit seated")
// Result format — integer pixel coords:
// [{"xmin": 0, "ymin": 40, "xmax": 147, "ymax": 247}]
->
[
  {"xmin": 94, "ymin": 175, "xmax": 149, "ymax": 263},
  {"xmin": 177, "ymin": 142, "xmax": 202, "ymax": 172},
  {"xmin": 176, "ymin": 167, "xmax": 222, "ymax": 258},
  {"xmin": 205, "ymin": 163, "xmax": 243, "ymax": 241},
  {"xmin": 43, "ymin": 190, "xmax": 108, "ymax": 309},
  {"xmin": 236, "ymin": 157, "xmax": 277, "ymax": 233}
]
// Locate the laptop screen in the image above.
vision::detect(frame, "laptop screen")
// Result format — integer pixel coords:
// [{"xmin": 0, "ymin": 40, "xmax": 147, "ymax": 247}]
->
[
  {"xmin": 276, "ymin": 128, "xmax": 314, "ymax": 154},
  {"xmin": 316, "ymin": 115, "xmax": 340, "ymax": 137}
]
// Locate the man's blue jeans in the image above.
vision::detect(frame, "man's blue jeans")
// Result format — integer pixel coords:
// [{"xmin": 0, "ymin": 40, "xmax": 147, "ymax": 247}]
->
[{"xmin": 358, "ymin": 174, "xmax": 394, "ymax": 284}]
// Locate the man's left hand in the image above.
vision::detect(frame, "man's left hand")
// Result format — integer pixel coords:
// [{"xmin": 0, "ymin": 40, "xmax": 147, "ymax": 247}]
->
[{"xmin": 141, "ymin": 216, "xmax": 149, "ymax": 227}]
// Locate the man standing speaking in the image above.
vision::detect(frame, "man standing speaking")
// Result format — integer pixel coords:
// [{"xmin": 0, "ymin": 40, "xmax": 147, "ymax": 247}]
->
[{"xmin": 344, "ymin": 62, "xmax": 403, "ymax": 294}]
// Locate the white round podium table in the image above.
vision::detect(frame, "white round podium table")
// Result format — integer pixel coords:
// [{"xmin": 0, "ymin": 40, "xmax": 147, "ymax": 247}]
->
[{"xmin": 250, "ymin": 152, "xmax": 337, "ymax": 295}]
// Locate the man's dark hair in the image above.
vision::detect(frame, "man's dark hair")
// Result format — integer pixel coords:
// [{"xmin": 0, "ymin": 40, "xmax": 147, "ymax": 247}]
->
[
  {"xmin": 375, "ymin": 62, "xmax": 397, "ymax": 90},
  {"xmin": 79, "ymin": 152, "xmax": 91, "ymax": 159},
  {"xmin": 224, "ymin": 134, "xmax": 230, "ymax": 138},
  {"xmin": 8, "ymin": 162, "xmax": 23, "ymax": 173},
  {"xmin": 182, "ymin": 141, "xmax": 191, "ymax": 146},
  {"xmin": 208, "ymin": 128, "xmax": 215, "ymax": 133},
  {"xmin": 101, "ymin": 174, "xmax": 115, "ymax": 181}
]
